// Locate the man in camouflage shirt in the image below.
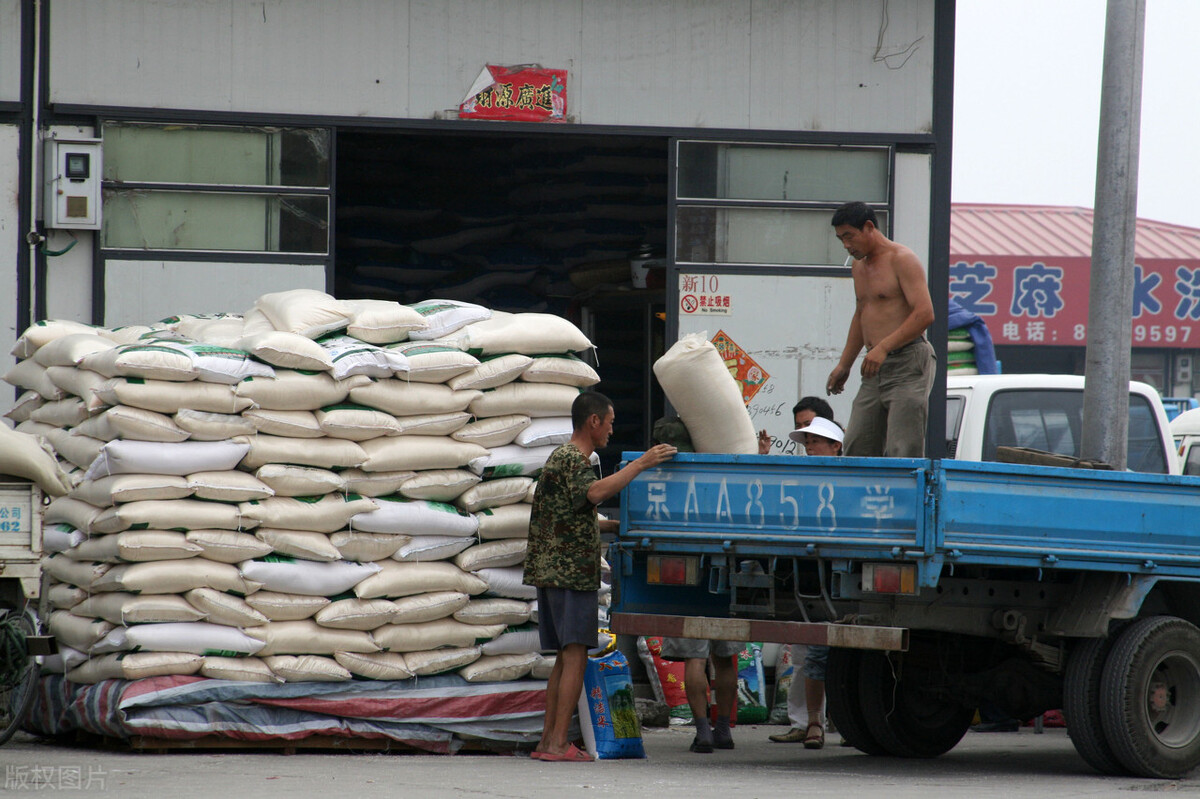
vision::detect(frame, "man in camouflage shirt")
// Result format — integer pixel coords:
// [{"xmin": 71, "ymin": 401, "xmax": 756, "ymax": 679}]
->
[{"xmin": 524, "ymin": 391, "xmax": 676, "ymax": 762}]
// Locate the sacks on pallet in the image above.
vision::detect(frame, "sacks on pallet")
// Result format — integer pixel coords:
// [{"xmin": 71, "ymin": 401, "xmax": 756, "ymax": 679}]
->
[{"xmin": 8, "ymin": 294, "xmax": 613, "ymax": 687}]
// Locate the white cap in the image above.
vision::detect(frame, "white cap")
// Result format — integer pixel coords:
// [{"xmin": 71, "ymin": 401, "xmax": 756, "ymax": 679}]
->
[{"xmin": 787, "ymin": 416, "xmax": 844, "ymax": 445}]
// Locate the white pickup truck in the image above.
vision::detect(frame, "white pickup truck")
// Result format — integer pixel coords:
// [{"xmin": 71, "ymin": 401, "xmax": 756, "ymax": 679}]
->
[{"xmin": 946, "ymin": 373, "xmax": 1180, "ymax": 474}]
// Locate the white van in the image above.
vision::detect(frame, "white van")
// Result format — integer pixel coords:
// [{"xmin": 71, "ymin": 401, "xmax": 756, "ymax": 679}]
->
[
  {"xmin": 946, "ymin": 374, "xmax": 1180, "ymax": 475},
  {"xmin": 1170, "ymin": 407, "xmax": 1200, "ymax": 476}
]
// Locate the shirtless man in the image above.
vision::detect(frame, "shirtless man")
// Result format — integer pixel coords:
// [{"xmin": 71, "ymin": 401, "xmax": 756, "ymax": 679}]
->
[{"xmin": 825, "ymin": 201, "xmax": 935, "ymax": 457}]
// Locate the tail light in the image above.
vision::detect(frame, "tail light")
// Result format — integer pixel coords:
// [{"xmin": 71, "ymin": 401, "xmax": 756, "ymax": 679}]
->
[
  {"xmin": 646, "ymin": 555, "xmax": 700, "ymax": 586},
  {"xmin": 861, "ymin": 563, "xmax": 917, "ymax": 595}
]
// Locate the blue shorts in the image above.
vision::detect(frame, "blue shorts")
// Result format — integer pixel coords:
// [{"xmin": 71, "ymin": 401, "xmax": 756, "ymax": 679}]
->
[
  {"xmin": 536, "ymin": 587, "xmax": 598, "ymax": 651},
  {"xmin": 804, "ymin": 645, "xmax": 830, "ymax": 681}
]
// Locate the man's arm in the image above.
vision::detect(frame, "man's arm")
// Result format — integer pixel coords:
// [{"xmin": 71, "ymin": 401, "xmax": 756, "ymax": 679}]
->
[
  {"xmin": 827, "ymin": 298, "xmax": 865, "ymax": 396},
  {"xmin": 585, "ymin": 443, "xmax": 676, "ymax": 506}
]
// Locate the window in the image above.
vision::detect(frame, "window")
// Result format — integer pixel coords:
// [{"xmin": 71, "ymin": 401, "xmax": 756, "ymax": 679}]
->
[
  {"xmin": 945, "ymin": 396, "xmax": 965, "ymax": 457},
  {"xmin": 100, "ymin": 122, "xmax": 331, "ymax": 254},
  {"xmin": 674, "ymin": 141, "xmax": 890, "ymax": 267},
  {"xmin": 1184, "ymin": 444, "xmax": 1200, "ymax": 476},
  {"xmin": 982, "ymin": 389, "xmax": 1169, "ymax": 474}
]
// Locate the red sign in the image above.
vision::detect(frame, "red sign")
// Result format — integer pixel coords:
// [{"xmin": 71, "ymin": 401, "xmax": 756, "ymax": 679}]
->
[
  {"xmin": 711, "ymin": 330, "xmax": 770, "ymax": 405},
  {"xmin": 459, "ymin": 65, "xmax": 567, "ymax": 122},
  {"xmin": 949, "ymin": 256, "xmax": 1200, "ymax": 348}
]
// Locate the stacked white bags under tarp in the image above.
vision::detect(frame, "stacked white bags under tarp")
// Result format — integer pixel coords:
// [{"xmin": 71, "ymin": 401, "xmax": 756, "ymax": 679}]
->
[{"xmin": 6, "ymin": 291, "xmax": 602, "ymax": 686}]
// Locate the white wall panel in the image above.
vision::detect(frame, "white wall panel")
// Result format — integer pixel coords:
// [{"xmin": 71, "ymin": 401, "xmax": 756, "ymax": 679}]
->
[
  {"xmin": 893, "ymin": 151, "xmax": 933, "ymax": 268},
  {"xmin": 579, "ymin": 0, "xmax": 752, "ymax": 128},
  {"xmin": 749, "ymin": 0, "xmax": 934, "ymax": 134},
  {"xmin": 103, "ymin": 260, "xmax": 326, "ymax": 328},
  {"xmin": 228, "ymin": 2, "xmax": 410, "ymax": 117},
  {"xmin": 0, "ymin": 125, "xmax": 21, "ymax": 397},
  {"xmin": 0, "ymin": 0, "xmax": 21, "ymax": 102},
  {"xmin": 47, "ymin": 0, "xmax": 935, "ymax": 134}
]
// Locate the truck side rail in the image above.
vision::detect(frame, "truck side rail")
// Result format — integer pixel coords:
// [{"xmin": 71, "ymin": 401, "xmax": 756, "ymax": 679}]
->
[{"xmin": 935, "ymin": 459, "xmax": 1200, "ymax": 578}]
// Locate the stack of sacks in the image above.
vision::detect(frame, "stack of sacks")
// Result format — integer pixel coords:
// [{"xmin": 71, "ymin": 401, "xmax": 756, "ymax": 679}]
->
[
  {"xmin": 5, "ymin": 291, "xmax": 599, "ymax": 686},
  {"xmin": 946, "ymin": 327, "xmax": 978, "ymax": 375}
]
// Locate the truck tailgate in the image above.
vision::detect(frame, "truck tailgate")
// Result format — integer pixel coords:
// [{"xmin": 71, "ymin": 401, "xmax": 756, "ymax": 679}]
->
[{"xmin": 619, "ymin": 452, "xmax": 931, "ymax": 558}]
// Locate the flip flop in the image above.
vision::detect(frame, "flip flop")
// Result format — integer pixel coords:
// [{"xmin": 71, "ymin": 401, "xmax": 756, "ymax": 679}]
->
[
  {"xmin": 530, "ymin": 751, "xmax": 546, "ymax": 760},
  {"xmin": 538, "ymin": 743, "xmax": 594, "ymax": 762}
]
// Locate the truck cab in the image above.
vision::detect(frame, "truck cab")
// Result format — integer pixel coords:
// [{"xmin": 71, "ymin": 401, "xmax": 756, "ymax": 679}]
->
[{"xmin": 945, "ymin": 373, "xmax": 1179, "ymax": 474}]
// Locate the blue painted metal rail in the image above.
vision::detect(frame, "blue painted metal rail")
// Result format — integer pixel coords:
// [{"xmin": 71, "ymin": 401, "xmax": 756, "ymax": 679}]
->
[{"xmin": 616, "ymin": 452, "xmax": 1200, "ymax": 589}]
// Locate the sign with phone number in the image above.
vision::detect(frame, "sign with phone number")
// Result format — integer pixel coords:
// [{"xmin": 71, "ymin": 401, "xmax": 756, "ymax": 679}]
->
[{"xmin": 949, "ymin": 256, "xmax": 1200, "ymax": 348}]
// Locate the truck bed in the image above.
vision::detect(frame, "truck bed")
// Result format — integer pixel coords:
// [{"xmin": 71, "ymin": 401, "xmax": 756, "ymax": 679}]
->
[{"xmin": 615, "ymin": 452, "xmax": 1200, "ymax": 590}]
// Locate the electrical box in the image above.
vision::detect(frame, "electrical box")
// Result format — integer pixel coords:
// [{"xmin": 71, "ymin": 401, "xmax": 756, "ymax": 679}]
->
[
  {"xmin": 43, "ymin": 137, "xmax": 102, "ymax": 230},
  {"xmin": 1178, "ymin": 355, "xmax": 1193, "ymax": 384}
]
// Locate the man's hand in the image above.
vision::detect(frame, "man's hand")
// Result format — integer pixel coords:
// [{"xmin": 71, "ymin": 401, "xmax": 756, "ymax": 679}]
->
[
  {"xmin": 827, "ymin": 364, "xmax": 850, "ymax": 396},
  {"xmin": 757, "ymin": 429, "xmax": 772, "ymax": 455},
  {"xmin": 859, "ymin": 345, "xmax": 887, "ymax": 379},
  {"xmin": 637, "ymin": 443, "xmax": 677, "ymax": 468}
]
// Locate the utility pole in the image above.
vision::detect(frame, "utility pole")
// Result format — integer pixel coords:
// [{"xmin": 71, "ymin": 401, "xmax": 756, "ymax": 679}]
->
[{"xmin": 1081, "ymin": 0, "xmax": 1146, "ymax": 470}]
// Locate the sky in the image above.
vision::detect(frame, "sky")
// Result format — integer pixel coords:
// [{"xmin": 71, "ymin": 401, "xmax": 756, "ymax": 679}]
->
[{"xmin": 952, "ymin": 0, "xmax": 1200, "ymax": 230}]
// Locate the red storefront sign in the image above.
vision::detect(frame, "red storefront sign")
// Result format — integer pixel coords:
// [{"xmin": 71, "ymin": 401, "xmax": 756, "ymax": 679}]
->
[
  {"xmin": 949, "ymin": 256, "xmax": 1200, "ymax": 348},
  {"xmin": 459, "ymin": 65, "xmax": 567, "ymax": 122}
]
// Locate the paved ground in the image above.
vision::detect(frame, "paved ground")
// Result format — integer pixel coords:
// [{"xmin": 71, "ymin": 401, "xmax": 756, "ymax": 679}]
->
[{"xmin": 5, "ymin": 725, "xmax": 1200, "ymax": 797}]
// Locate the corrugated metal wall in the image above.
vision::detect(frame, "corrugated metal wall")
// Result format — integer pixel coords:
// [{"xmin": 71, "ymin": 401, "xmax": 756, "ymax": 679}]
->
[{"xmin": 47, "ymin": 0, "xmax": 935, "ymax": 133}]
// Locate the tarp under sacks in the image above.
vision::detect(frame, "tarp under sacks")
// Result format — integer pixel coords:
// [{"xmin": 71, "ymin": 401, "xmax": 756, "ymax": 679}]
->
[{"xmin": 25, "ymin": 673, "xmax": 548, "ymax": 753}]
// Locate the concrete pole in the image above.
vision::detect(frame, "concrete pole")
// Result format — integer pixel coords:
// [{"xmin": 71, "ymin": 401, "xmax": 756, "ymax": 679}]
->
[{"xmin": 1081, "ymin": 0, "xmax": 1145, "ymax": 470}]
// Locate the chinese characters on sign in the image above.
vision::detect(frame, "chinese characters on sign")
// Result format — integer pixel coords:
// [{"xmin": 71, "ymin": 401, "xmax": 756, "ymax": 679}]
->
[
  {"xmin": 679, "ymin": 273, "xmax": 732, "ymax": 316},
  {"xmin": 949, "ymin": 256, "xmax": 1200, "ymax": 347},
  {"xmin": 459, "ymin": 65, "xmax": 567, "ymax": 122},
  {"xmin": 0, "ymin": 501, "xmax": 25, "ymax": 533}
]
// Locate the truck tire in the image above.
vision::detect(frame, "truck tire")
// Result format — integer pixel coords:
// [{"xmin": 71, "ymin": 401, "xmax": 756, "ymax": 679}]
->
[
  {"xmin": 1063, "ymin": 636, "xmax": 1128, "ymax": 775},
  {"xmin": 857, "ymin": 649, "xmax": 973, "ymax": 758},
  {"xmin": 1100, "ymin": 616, "xmax": 1200, "ymax": 779},
  {"xmin": 0, "ymin": 607, "xmax": 40, "ymax": 746},
  {"xmin": 824, "ymin": 647, "xmax": 887, "ymax": 755}
]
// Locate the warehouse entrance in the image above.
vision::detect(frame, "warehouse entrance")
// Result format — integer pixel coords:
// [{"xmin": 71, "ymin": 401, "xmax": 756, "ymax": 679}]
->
[{"xmin": 335, "ymin": 130, "xmax": 670, "ymax": 473}]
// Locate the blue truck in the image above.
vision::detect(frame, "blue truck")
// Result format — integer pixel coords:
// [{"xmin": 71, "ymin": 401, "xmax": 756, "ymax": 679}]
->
[{"xmin": 610, "ymin": 376, "xmax": 1200, "ymax": 779}]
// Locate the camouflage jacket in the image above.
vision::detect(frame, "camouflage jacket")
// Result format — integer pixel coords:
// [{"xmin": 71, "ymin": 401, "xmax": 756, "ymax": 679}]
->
[{"xmin": 522, "ymin": 443, "xmax": 600, "ymax": 591}]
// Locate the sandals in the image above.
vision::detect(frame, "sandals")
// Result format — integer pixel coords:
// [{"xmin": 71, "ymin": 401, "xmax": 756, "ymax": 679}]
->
[
  {"xmin": 803, "ymin": 723, "xmax": 825, "ymax": 750},
  {"xmin": 535, "ymin": 743, "xmax": 594, "ymax": 762}
]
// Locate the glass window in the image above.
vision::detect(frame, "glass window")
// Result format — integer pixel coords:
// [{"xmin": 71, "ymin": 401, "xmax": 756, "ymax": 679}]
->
[
  {"xmin": 982, "ymin": 389, "xmax": 1168, "ymax": 474},
  {"xmin": 676, "ymin": 206, "xmax": 889, "ymax": 267},
  {"xmin": 100, "ymin": 122, "xmax": 331, "ymax": 254},
  {"xmin": 103, "ymin": 123, "xmax": 330, "ymax": 187},
  {"xmin": 677, "ymin": 143, "xmax": 889, "ymax": 203},
  {"xmin": 1184, "ymin": 443, "xmax": 1200, "ymax": 476},
  {"xmin": 102, "ymin": 190, "xmax": 328, "ymax": 253},
  {"xmin": 945, "ymin": 396, "xmax": 965, "ymax": 456}
]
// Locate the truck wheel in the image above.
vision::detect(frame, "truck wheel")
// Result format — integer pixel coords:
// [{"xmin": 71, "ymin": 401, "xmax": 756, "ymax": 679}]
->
[
  {"xmin": 1100, "ymin": 616, "xmax": 1200, "ymax": 779},
  {"xmin": 1063, "ymin": 636, "xmax": 1128, "ymax": 775},
  {"xmin": 0, "ymin": 607, "xmax": 40, "ymax": 746},
  {"xmin": 857, "ymin": 649, "xmax": 973, "ymax": 758},
  {"xmin": 825, "ymin": 647, "xmax": 887, "ymax": 755}
]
